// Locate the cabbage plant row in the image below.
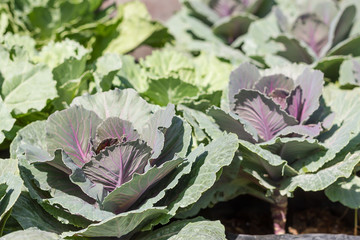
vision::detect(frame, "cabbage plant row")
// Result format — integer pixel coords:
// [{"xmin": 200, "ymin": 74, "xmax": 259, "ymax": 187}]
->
[{"xmin": 1, "ymin": 0, "xmax": 360, "ymax": 239}]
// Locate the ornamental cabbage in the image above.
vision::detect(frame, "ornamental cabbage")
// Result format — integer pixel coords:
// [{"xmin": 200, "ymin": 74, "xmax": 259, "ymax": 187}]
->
[
  {"xmin": 242, "ymin": 0, "xmax": 360, "ymax": 73},
  {"xmin": 182, "ymin": 0, "xmax": 274, "ymax": 44},
  {"xmin": 180, "ymin": 62, "xmax": 360, "ymax": 234},
  {"xmin": 226, "ymin": 62, "xmax": 326, "ymax": 142},
  {"xmin": 11, "ymin": 89, "xmax": 190, "ymax": 237},
  {"xmin": 11, "ymin": 88, "xmax": 240, "ymax": 238}
]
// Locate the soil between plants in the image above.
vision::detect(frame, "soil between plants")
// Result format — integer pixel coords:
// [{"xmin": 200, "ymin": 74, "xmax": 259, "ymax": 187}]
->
[{"xmin": 199, "ymin": 190, "xmax": 357, "ymax": 236}]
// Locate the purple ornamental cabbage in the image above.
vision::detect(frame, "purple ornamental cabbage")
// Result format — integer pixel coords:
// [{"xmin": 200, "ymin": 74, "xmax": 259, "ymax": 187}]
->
[
  {"xmin": 179, "ymin": 62, "xmax": 360, "ymax": 234},
  {"xmin": 274, "ymin": 1, "xmax": 357, "ymax": 62},
  {"xmin": 183, "ymin": 0, "xmax": 273, "ymax": 44},
  {"xmin": 287, "ymin": 3, "xmax": 356, "ymax": 58},
  {"xmin": 12, "ymin": 89, "xmax": 192, "ymax": 237},
  {"xmin": 225, "ymin": 62, "xmax": 326, "ymax": 143},
  {"xmin": 242, "ymin": 0, "xmax": 360, "ymax": 70},
  {"xmin": 207, "ymin": 62, "xmax": 331, "ymax": 234}
]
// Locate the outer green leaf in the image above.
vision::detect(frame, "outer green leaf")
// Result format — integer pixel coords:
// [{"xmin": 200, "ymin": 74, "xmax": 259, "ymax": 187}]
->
[
  {"xmin": 144, "ymin": 77, "xmax": 199, "ymax": 106},
  {"xmin": 328, "ymin": 5, "xmax": 356, "ymax": 49},
  {"xmin": 33, "ymin": 39, "xmax": 90, "ymax": 108},
  {"xmin": 53, "ymin": 73, "xmax": 90, "ymax": 109},
  {"xmin": 140, "ymin": 50, "xmax": 194, "ymax": 78},
  {"xmin": 190, "ymin": 41, "xmax": 248, "ymax": 65},
  {"xmin": 93, "ymin": 1, "xmax": 168, "ymax": 56},
  {"xmin": 1, "ymin": 57, "xmax": 57, "ymax": 114},
  {"xmin": 168, "ymin": 219, "xmax": 226, "ymax": 240},
  {"xmin": 33, "ymin": 39, "xmax": 89, "ymax": 70},
  {"xmin": 18, "ymin": 152, "xmax": 72, "ymax": 197},
  {"xmin": 1, "ymin": 228, "xmax": 61, "ymax": 240},
  {"xmin": 153, "ymin": 115, "xmax": 192, "ymax": 166},
  {"xmin": 300, "ymin": 85, "xmax": 360, "ymax": 173},
  {"xmin": 0, "ymin": 159, "xmax": 22, "ymax": 222},
  {"xmin": 0, "ymin": 98, "xmax": 15, "ymax": 144},
  {"xmin": 259, "ymin": 137, "xmax": 326, "ymax": 170},
  {"xmin": 178, "ymin": 106, "xmax": 209, "ymax": 141},
  {"xmin": 136, "ymin": 217, "xmax": 209, "ymax": 240},
  {"xmin": 183, "ymin": 0, "xmax": 219, "ymax": 24},
  {"xmin": 177, "ymin": 164, "xmax": 271, "ymax": 218},
  {"xmin": 314, "ymin": 55, "xmax": 346, "ymax": 81},
  {"xmin": 62, "ymin": 208, "xmax": 167, "ymax": 238},
  {"xmin": 239, "ymin": 140, "xmax": 293, "ymax": 180},
  {"xmin": 325, "ymin": 175, "xmax": 360, "ymax": 209},
  {"xmin": 15, "ymin": 0, "xmax": 102, "ymax": 43},
  {"xmin": 138, "ymin": 147, "xmax": 206, "ymax": 216},
  {"xmin": 0, "ymin": 158, "xmax": 18, "ymax": 176},
  {"xmin": 117, "ymin": 55, "xmax": 148, "ymax": 92},
  {"xmin": 280, "ymin": 151, "xmax": 360, "ymax": 194},
  {"xmin": 165, "ymin": 133, "xmax": 239, "ymax": 216},
  {"xmin": 166, "ymin": 11, "xmax": 247, "ymax": 64},
  {"xmin": 18, "ymin": 154, "xmax": 109, "ymax": 226},
  {"xmin": 1, "ymin": 33, "xmax": 36, "ymax": 58},
  {"xmin": 192, "ymin": 53, "xmax": 232, "ymax": 92},
  {"xmin": 140, "ymin": 104, "xmax": 175, "ymax": 159},
  {"xmin": 93, "ymin": 53, "xmax": 122, "ymax": 92},
  {"xmin": 0, "ymin": 8, "xmax": 8, "ymax": 36},
  {"xmin": 213, "ymin": 13, "xmax": 257, "ymax": 44},
  {"xmin": 272, "ymin": 35, "xmax": 314, "ymax": 64},
  {"xmin": 346, "ymin": 0, "xmax": 360, "ymax": 37},
  {"xmin": 167, "ymin": 9, "xmax": 223, "ymax": 45},
  {"xmin": 242, "ymin": 12, "xmax": 282, "ymax": 56},
  {"xmin": 261, "ymin": 62, "xmax": 308, "ymax": 80},
  {"xmin": 328, "ymin": 35, "xmax": 360, "ymax": 56},
  {"xmin": 338, "ymin": 57, "xmax": 360, "ymax": 86},
  {"xmin": 11, "ymin": 192, "xmax": 76, "ymax": 234},
  {"xmin": 136, "ymin": 50, "xmax": 232, "ymax": 106},
  {"xmin": 44, "ymin": 195, "xmax": 114, "ymax": 223}
]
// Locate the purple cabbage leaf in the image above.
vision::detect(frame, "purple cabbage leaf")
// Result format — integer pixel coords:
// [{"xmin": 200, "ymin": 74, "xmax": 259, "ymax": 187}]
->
[
  {"xmin": 83, "ymin": 141, "xmax": 152, "ymax": 194},
  {"xmin": 46, "ymin": 105, "xmax": 102, "ymax": 167},
  {"xmin": 291, "ymin": 14, "xmax": 330, "ymax": 57}
]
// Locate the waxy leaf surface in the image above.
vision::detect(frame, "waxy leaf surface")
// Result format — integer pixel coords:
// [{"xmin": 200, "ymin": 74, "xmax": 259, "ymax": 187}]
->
[{"xmin": 46, "ymin": 106, "xmax": 102, "ymax": 167}]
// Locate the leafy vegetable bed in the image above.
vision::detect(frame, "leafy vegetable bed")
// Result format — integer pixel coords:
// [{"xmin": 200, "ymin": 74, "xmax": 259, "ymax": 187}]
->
[{"xmin": 1, "ymin": 0, "xmax": 360, "ymax": 239}]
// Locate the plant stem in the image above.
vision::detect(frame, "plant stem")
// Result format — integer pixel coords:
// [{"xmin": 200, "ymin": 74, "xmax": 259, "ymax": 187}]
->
[
  {"xmin": 355, "ymin": 208, "xmax": 358, "ymax": 236},
  {"xmin": 271, "ymin": 190, "xmax": 288, "ymax": 235}
]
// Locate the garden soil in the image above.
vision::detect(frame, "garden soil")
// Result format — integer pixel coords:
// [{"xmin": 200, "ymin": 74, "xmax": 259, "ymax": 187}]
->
[{"xmin": 200, "ymin": 190, "xmax": 357, "ymax": 236}]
